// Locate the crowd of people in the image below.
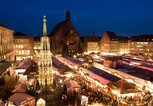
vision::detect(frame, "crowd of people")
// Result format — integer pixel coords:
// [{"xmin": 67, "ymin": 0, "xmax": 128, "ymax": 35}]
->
[
  {"xmin": 71, "ymin": 75, "xmax": 113, "ymax": 105},
  {"xmin": 119, "ymin": 91, "xmax": 153, "ymax": 105},
  {"xmin": 64, "ymin": 72, "xmax": 153, "ymax": 106},
  {"xmin": 81, "ymin": 85, "xmax": 112, "ymax": 105}
]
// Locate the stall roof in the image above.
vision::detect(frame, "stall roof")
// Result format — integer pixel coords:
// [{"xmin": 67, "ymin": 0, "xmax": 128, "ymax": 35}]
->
[
  {"xmin": 0, "ymin": 61, "xmax": 14, "ymax": 75},
  {"xmin": 142, "ymin": 64, "xmax": 153, "ymax": 69},
  {"xmin": 121, "ymin": 62, "xmax": 153, "ymax": 77},
  {"xmin": 96, "ymin": 63, "xmax": 147, "ymax": 84},
  {"xmin": 108, "ymin": 79, "xmax": 140, "ymax": 94},
  {"xmin": 52, "ymin": 57, "xmax": 65, "ymax": 69},
  {"xmin": 12, "ymin": 82, "xmax": 27, "ymax": 93},
  {"xmin": 8, "ymin": 93, "xmax": 34, "ymax": 106},
  {"xmin": 15, "ymin": 58, "xmax": 33, "ymax": 69},
  {"xmin": 134, "ymin": 66, "xmax": 153, "ymax": 77},
  {"xmin": 23, "ymin": 63, "xmax": 38, "ymax": 75},
  {"xmin": 63, "ymin": 56, "xmax": 84, "ymax": 65},
  {"xmin": 88, "ymin": 66, "xmax": 120, "ymax": 82},
  {"xmin": 81, "ymin": 67, "xmax": 110, "ymax": 85}
]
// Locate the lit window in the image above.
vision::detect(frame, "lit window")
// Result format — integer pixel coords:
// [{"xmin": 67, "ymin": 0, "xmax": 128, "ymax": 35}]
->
[
  {"xmin": 16, "ymin": 50, "xmax": 18, "ymax": 54},
  {"xmin": 21, "ymin": 50, "xmax": 24, "ymax": 54},
  {"xmin": 27, "ymin": 50, "xmax": 30, "ymax": 55},
  {"xmin": 19, "ymin": 51, "xmax": 21, "ymax": 55},
  {"xmin": 21, "ymin": 45, "xmax": 23, "ymax": 48}
]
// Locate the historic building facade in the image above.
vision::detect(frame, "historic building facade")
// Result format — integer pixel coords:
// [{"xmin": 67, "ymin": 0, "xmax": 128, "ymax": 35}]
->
[
  {"xmin": 0, "ymin": 25, "xmax": 14, "ymax": 61},
  {"xmin": 100, "ymin": 31, "xmax": 129, "ymax": 54},
  {"xmin": 118, "ymin": 36, "xmax": 129, "ymax": 54},
  {"xmin": 39, "ymin": 16, "xmax": 53, "ymax": 88},
  {"xmin": 99, "ymin": 31, "xmax": 153, "ymax": 59},
  {"xmin": 83, "ymin": 36, "xmax": 100, "ymax": 54},
  {"xmin": 33, "ymin": 36, "xmax": 41, "ymax": 55},
  {"xmin": 129, "ymin": 35, "xmax": 153, "ymax": 59},
  {"xmin": 100, "ymin": 31, "xmax": 120, "ymax": 53},
  {"xmin": 13, "ymin": 32, "xmax": 34, "ymax": 61},
  {"xmin": 49, "ymin": 10, "xmax": 80, "ymax": 56}
]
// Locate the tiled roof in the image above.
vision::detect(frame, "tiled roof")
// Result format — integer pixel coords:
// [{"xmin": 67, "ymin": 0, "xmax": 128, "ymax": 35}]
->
[
  {"xmin": 108, "ymin": 79, "xmax": 140, "ymax": 94},
  {"xmin": 33, "ymin": 36, "xmax": 41, "ymax": 42},
  {"xmin": 0, "ymin": 61, "xmax": 14, "ymax": 75},
  {"xmin": 48, "ymin": 20, "xmax": 79, "ymax": 38},
  {"xmin": 14, "ymin": 32, "xmax": 27, "ymax": 36},
  {"xmin": 13, "ymin": 32, "xmax": 33, "ymax": 38},
  {"xmin": 105, "ymin": 31, "xmax": 117, "ymax": 40},
  {"xmin": 48, "ymin": 11, "xmax": 79, "ymax": 38},
  {"xmin": 84, "ymin": 36, "xmax": 101, "ymax": 42},
  {"xmin": 117, "ymin": 36, "xmax": 129, "ymax": 43},
  {"xmin": 15, "ymin": 58, "xmax": 33, "ymax": 69},
  {"xmin": 131, "ymin": 35, "xmax": 153, "ymax": 41},
  {"xmin": 8, "ymin": 93, "xmax": 34, "ymax": 106},
  {"xmin": 104, "ymin": 31, "xmax": 129, "ymax": 42},
  {"xmin": 0, "ymin": 24, "xmax": 13, "ymax": 31},
  {"xmin": 0, "ymin": 24, "xmax": 9, "ymax": 29},
  {"xmin": 23, "ymin": 63, "xmax": 38, "ymax": 75}
]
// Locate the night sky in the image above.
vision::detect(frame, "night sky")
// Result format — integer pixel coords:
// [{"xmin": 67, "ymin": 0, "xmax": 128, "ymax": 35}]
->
[{"xmin": 0, "ymin": 0, "xmax": 153, "ymax": 36}]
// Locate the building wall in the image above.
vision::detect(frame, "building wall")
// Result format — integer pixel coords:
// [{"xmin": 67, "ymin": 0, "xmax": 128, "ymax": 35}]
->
[
  {"xmin": 100, "ymin": 32, "xmax": 129, "ymax": 54},
  {"xmin": 100, "ymin": 32, "xmax": 119, "ymax": 53},
  {"xmin": 83, "ymin": 36, "xmax": 100, "ymax": 54},
  {"xmin": 0, "ymin": 26, "xmax": 14, "ymax": 61},
  {"xmin": 33, "ymin": 37, "xmax": 41, "ymax": 55},
  {"xmin": 100, "ymin": 33, "xmax": 153, "ymax": 59},
  {"xmin": 110, "ymin": 41, "xmax": 119, "ymax": 53},
  {"xmin": 51, "ymin": 33, "xmax": 80, "ymax": 55},
  {"xmin": 100, "ymin": 33, "xmax": 111, "ymax": 52},
  {"xmin": 119, "ymin": 42, "xmax": 129, "ymax": 54},
  {"xmin": 34, "ymin": 41, "xmax": 41, "ymax": 55},
  {"xmin": 64, "ymin": 33, "xmax": 80, "ymax": 55},
  {"xmin": 86, "ymin": 42, "xmax": 99, "ymax": 53},
  {"xmin": 14, "ymin": 36, "xmax": 34, "ymax": 61},
  {"xmin": 129, "ymin": 40, "xmax": 153, "ymax": 58},
  {"xmin": 49, "ymin": 11, "xmax": 80, "ymax": 56}
]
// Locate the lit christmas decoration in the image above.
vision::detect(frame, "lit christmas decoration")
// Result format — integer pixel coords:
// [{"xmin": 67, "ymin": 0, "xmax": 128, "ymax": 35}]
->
[{"xmin": 39, "ymin": 15, "xmax": 53, "ymax": 88}]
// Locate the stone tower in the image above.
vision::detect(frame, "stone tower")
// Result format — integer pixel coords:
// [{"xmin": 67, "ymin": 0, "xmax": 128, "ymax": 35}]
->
[{"xmin": 39, "ymin": 15, "xmax": 53, "ymax": 88}]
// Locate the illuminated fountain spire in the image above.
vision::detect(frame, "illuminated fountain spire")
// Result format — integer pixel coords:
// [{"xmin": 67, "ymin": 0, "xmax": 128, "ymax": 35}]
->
[
  {"xmin": 39, "ymin": 15, "xmax": 53, "ymax": 88},
  {"xmin": 43, "ymin": 15, "xmax": 47, "ymax": 36}
]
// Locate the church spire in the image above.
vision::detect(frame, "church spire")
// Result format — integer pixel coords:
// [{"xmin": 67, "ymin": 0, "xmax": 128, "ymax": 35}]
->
[
  {"xmin": 43, "ymin": 15, "xmax": 47, "ymax": 36},
  {"xmin": 66, "ymin": 10, "xmax": 71, "ymax": 21}
]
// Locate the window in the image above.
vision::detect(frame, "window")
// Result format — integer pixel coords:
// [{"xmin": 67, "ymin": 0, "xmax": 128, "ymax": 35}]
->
[
  {"xmin": 21, "ymin": 50, "xmax": 24, "ymax": 55},
  {"xmin": 27, "ymin": 50, "xmax": 30, "ymax": 55},
  {"xmin": 16, "ymin": 50, "xmax": 18, "ymax": 54},
  {"xmin": 19, "ymin": 51, "xmax": 21, "ymax": 55}
]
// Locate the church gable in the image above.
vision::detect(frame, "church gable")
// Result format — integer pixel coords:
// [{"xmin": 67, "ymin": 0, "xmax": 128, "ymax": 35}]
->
[{"xmin": 48, "ymin": 10, "xmax": 80, "ymax": 55}]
